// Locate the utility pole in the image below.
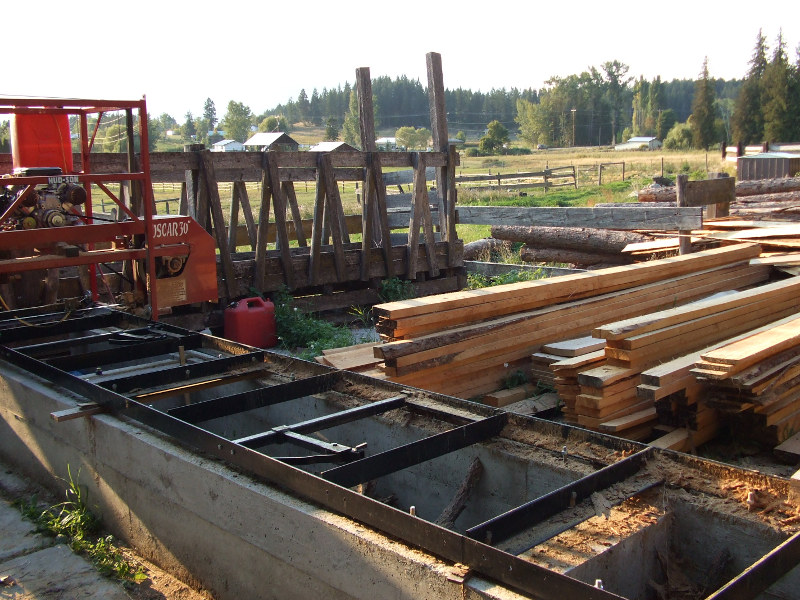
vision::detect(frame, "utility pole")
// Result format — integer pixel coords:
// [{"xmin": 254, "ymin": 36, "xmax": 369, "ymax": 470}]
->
[{"xmin": 571, "ymin": 108, "xmax": 576, "ymax": 147}]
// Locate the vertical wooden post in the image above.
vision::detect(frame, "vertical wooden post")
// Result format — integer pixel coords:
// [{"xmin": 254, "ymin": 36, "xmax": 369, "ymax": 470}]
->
[
  {"xmin": 199, "ymin": 150, "xmax": 237, "ymax": 300},
  {"xmin": 676, "ymin": 174, "xmax": 692, "ymax": 255},
  {"xmin": 357, "ymin": 66, "xmax": 394, "ymax": 280},
  {"xmin": 264, "ymin": 153, "xmax": 296, "ymax": 290},
  {"xmin": 426, "ymin": 52, "xmax": 457, "ymax": 267},
  {"xmin": 254, "ymin": 160, "xmax": 272, "ymax": 293},
  {"xmin": 309, "ymin": 162, "xmax": 326, "ymax": 286},
  {"xmin": 183, "ymin": 143, "xmax": 203, "ymax": 223},
  {"xmin": 706, "ymin": 172, "xmax": 731, "ymax": 219},
  {"xmin": 228, "ymin": 181, "xmax": 241, "ymax": 251}
]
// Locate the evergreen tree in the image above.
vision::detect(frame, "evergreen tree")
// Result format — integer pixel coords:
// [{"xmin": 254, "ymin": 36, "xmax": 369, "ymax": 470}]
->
[
  {"xmin": 324, "ymin": 117, "xmax": 339, "ymax": 142},
  {"xmin": 183, "ymin": 111, "xmax": 196, "ymax": 139},
  {"xmin": 203, "ymin": 98, "xmax": 217, "ymax": 129},
  {"xmin": 762, "ymin": 32, "xmax": 792, "ymax": 142},
  {"xmin": 732, "ymin": 30, "xmax": 768, "ymax": 144},
  {"xmin": 297, "ymin": 89, "xmax": 310, "ymax": 125},
  {"xmin": 691, "ymin": 57, "xmax": 717, "ymax": 150}
]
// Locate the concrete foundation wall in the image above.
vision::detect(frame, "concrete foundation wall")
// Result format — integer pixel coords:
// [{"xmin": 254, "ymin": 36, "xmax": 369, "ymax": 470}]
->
[{"xmin": 0, "ymin": 363, "xmax": 529, "ymax": 600}]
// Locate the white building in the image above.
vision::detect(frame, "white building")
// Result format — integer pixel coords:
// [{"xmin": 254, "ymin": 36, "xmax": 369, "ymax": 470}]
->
[
  {"xmin": 211, "ymin": 139, "xmax": 244, "ymax": 152},
  {"xmin": 614, "ymin": 136, "xmax": 662, "ymax": 151}
]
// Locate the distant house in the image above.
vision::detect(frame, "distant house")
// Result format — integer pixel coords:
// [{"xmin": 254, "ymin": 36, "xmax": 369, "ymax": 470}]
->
[
  {"xmin": 375, "ymin": 137, "xmax": 398, "ymax": 151},
  {"xmin": 615, "ymin": 136, "xmax": 662, "ymax": 151},
  {"xmin": 211, "ymin": 139, "xmax": 244, "ymax": 152},
  {"xmin": 243, "ymin": 132, "xmax": 299, "ymax": 152},
  {"xmin": 308, "ymin": 141, "xmax": 359, "ymax": 152}
]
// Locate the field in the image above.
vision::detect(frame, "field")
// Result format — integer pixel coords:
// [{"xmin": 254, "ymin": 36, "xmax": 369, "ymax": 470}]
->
[{"xmin": 139, "ymin": 137, "xmax": 731, "ymax": 247}]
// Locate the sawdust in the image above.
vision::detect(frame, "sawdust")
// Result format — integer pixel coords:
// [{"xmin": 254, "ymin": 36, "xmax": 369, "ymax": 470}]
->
[{"xmin": 119, "ymin": 550, "xmax": 215, "ymax": 600}]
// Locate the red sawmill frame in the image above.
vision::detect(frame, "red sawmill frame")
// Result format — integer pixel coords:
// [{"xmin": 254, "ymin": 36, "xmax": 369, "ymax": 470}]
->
[{"xmin": 0, "ymin": 97, "xmax": 164, "ymax": 317}]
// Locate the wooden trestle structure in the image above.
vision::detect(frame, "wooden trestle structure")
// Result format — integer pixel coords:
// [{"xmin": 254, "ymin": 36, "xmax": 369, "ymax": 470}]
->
[{"xmin": 0, "ymin": 54, "xmax": 464, "ymax": 311}]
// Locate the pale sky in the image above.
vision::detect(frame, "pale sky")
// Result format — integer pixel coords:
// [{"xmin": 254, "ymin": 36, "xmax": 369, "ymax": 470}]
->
[{"xmin": 2, "ymin": 0, "xmax": 798, "ymax": 121}]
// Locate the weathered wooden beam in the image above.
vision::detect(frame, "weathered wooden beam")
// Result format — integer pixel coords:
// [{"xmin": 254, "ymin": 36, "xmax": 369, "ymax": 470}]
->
[
  {"xmin": 282, "ymin": 182, "xmax": 307, "ymax": 247},
  {"xmin": 308, "ymin": 165, "xmax": 326, "ymax": 286},
  {"xmin": 676, "ymin": 174, "xmax": 693, "ymax": 255},
  {"xmin": 319, "ymin": 153, "xmax": 348, "ymax": 280},
  {"xmin": 426, "ymin": 52, "xmax": 458, "ymax": 264},
  {"xmin": 236, "ymin": 181, "xmax": 257, "ymax": 250},
  {"xmin": 357, "ymin": 67, "xmax": 378, "ymax": 282},
  {"xmin": 264, "ymin": 152, "xmax": 295, "ymax": 290},
  {"xmin": 254, "ymin": 165, "xmax": 272, "ymax": 292},
  {"xmin": 456, "ymin": 206, "xmax": 702, "ymax": 230},
  {"xmin": 5, "ymin": 151, "xmax": 452, "ymax": 177},
  {"xmin": 684, "ymin": 176, "xmax": 735, "ymax": 207},
  {"xmin": 199, "ymin": 150, "xmax": 237, "ymax": 299}
]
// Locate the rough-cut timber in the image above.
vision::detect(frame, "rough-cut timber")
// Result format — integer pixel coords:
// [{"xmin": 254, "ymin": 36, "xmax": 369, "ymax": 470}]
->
[
  {"xmin": 456, "ymin": 206, "xmax": 702, "ymax": 230},
  {"xmin": 374, "ymin": 243, "xmax": 761, "ymax": 326},
  {"xmin": 491, "ymin": 225, "xmax": 652, "ymax": 254}
]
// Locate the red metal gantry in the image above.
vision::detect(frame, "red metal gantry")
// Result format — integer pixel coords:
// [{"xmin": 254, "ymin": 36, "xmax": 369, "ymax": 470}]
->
[{"xmin": 0, "ymin": 97, "xmax": 217, "ymax": 318}]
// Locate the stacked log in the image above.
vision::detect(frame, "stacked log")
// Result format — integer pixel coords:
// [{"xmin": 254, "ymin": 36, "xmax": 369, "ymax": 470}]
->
[
  {"xmin": 370, "ymin": 244, "xmax": 764, "ymax": 399},
  {"xmin": 490, "ymin": 225, "xmax": 652, "ymax": 268}
]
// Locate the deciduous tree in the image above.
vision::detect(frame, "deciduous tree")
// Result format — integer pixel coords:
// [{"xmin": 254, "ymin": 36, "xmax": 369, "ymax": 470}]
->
[
  {"xmin": 222, "ymin": 100, "xmax": 253, "ymax": 143},
  {"xmin": 478, "ymin": 120, "xmax": 509, "ymax": 155}
]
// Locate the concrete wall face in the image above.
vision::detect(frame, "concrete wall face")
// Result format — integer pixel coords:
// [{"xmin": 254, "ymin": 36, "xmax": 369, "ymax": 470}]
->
[{"xmin": 0, "ymin": 364, "xmax": 530, "ymax": 600}]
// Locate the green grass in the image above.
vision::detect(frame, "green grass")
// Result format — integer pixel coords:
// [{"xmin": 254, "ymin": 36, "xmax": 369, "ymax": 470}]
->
[{"xmin": 14, "ymin": 466, "xmax": 146, "ymax": 584}]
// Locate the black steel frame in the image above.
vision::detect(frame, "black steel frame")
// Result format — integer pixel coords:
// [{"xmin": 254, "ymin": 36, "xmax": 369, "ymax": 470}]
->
[{"xmin": 0, "ymin": 305, "xmax": 791, "ymax": 600}]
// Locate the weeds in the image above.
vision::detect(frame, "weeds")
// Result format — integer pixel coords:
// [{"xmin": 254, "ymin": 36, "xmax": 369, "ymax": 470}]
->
[
  {"xmin": 378, "ymin": 277, "xmax": 415, "ymax": 302},
  {"xmin": 467, "ymin": 268, "xmax": 547, "ymax": 290},
  {"xmin": 272, "ymin": 287, "xmax": 353, "ymax": 359},
  {"xmin": 348, "ymin": 305, "xmax": 374, "ymax": 328},
  {"xmin": 14, "ymin": 465, "xmax": 146, "ymax": 583}
]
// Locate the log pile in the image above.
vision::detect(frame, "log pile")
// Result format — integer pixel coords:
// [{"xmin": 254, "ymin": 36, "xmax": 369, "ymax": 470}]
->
[
  {"xmin": 369, "ymin": 244, "xmax": 765, "ymax": 399},
  {"xmin": 491, "ymin": 225, "xmax": 651, "ymax": 268}
]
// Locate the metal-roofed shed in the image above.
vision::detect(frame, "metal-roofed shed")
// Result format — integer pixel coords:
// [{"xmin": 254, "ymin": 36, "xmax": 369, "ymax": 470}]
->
[
  {"xmin": 737, "ymin": 152, "xmax": 800, "ymax": 181},
  {"xmin": 243, "ymin": 132, "xmax": 299, "ymax": 152}
]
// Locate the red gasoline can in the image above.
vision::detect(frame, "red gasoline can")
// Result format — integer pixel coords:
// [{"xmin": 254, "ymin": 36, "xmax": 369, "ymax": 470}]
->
[
  {"xmin": 224, "ymin": 297, "xmax": 277, "ymax": 348},
  {"xmin": 10, "ymin": 113, "xmax": 74, "ymax": 173}
]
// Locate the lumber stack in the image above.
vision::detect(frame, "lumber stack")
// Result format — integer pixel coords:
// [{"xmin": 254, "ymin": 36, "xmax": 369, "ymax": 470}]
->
[
  {"xmin": 370, "ymin": 244, "xmax": 766, "ymax": 399},
  {"xmin": 551, "ymin": 351, "xmax": 606, "ymax": 424},
  {"xmin": 692, "ymin": 315, "xmax": 800, "ymax": 445},
  {"xmin": 574, "ymin": 275, "xmax": 800, "ymax": 440}
]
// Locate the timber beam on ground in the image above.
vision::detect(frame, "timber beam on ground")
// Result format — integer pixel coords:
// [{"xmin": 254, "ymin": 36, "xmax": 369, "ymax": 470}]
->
[{"xmin": 455, "ymin": 205, "xmax": 703, "ymax": 230}]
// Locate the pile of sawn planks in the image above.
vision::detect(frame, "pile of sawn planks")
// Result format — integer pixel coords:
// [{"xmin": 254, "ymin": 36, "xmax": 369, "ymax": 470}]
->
[
  {"xmin": 367, "ymin": 243, "xmax": 769, "ymax": 400},
  {"xmin": 690, "ymin": 315, "xmax": 800, "ymax": 446},
  {"xmin": 584, "ymin": 276, "xmax": 800, "ymax": 442}
]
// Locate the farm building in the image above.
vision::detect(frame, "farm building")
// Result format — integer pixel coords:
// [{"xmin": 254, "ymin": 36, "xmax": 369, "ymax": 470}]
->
[
  {"xmin": 211, "ymin": 139, "xmax": 245, "ymax": 152},
  {"xmin": 308, "ymin": 141, "xmax": 359, "ymax": 152},
  {"xmin": 243, "ymin": 132, "xmax": 299, "ymax": 152},
  {"xmin": 737, "ymin": 152, "xmax": 800, "ymax": 181},
  {"xmin": 614, "ymin": 136, "xmax": 662, "ymax": 151}
]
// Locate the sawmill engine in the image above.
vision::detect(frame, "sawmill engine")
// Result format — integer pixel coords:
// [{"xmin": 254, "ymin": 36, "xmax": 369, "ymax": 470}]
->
[{"xmin": 1, "ymin": 170, "xmax": 87, "ymax": 230}]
